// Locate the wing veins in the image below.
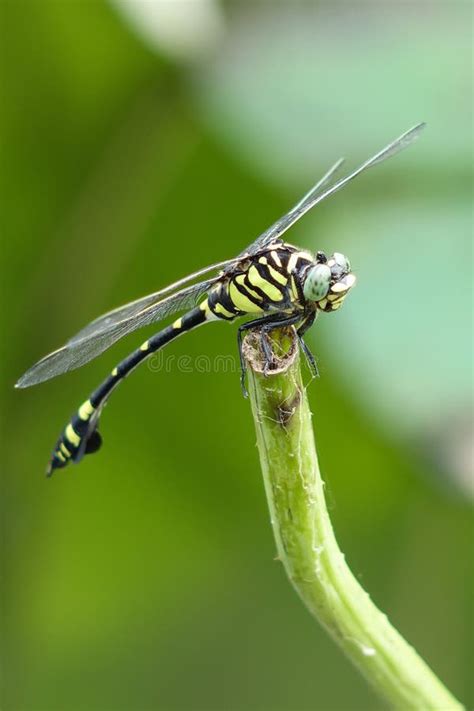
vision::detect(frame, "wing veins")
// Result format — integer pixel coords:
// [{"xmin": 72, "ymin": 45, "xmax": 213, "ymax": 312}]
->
[
  {"xmin": 244, "ymin": 122, "xmax": 426, "ymax": 255},
  {"xmin": 16, "ymin": 268, "xmax": 229, "ymax": 388},
  {"xmin": 68, "ymin": 255, "xmax": 240, "ymax": 346}
]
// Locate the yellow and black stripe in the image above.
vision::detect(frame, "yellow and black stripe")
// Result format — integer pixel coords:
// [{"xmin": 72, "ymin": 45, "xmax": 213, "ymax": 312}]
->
[
  {"xmin": 317, "ymin": 279, "xmax": 354, "ymax": 313},
  {"xmin": 208, "ymin": 246, "xmax": 313, "ymax": 319}
]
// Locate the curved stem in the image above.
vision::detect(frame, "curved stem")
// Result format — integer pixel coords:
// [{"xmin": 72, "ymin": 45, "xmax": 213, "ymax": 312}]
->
[{"xmin": 243, "ymin": 328, "xmax": 464, "ymax": 711}]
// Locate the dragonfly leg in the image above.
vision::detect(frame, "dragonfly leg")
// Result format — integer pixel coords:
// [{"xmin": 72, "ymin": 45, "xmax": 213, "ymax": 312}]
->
[
  {"xmin": 297, "ymin": 311, "xmax": 319, "ymax": 377},
  {"xmin": 237, "ymin": 312, "xmax": 303, "ymax": 396}
]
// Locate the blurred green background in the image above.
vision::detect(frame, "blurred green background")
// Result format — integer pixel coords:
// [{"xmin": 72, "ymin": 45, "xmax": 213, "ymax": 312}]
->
[{"xmin": 2, "ymin": 2, "xmax": 472, "ymax": 710}]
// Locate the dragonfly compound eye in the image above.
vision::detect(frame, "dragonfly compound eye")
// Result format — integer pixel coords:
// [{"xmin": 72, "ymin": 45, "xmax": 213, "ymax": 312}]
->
[{"xmin": 303, "ymin": 263, "xmax": 331, "ymax": 301}]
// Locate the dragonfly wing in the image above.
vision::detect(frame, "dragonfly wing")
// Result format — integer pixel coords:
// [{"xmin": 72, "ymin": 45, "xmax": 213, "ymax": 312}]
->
[
  {"xmin": 241, "ymin": 157, "xmax": 346, "ymax": 258},
  {"xmin": 67, "ymin": 292, "xmax": 176, "ymax": 346},
  {"xmin": 242, "ymin": 123, "xmax": 426, "ymax": 256},
  {"xmin": 68, "ymin": 256, "xmax": 239, "ymax": 346},
  {"xmin": 16, "ymin": 279, "xmax": 216, "ymax": 388}
]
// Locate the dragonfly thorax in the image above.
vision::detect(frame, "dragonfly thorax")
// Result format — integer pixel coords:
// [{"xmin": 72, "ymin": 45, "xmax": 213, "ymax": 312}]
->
[{"xmin": 302, "ymin": 251, "xmax": 356, "ymax": 313}]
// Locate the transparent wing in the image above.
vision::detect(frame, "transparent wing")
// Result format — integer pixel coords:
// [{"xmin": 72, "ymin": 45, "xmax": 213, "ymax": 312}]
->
[
  {"xmin": 67, "ymin": 256, "xmax": 238, "ymax": 346},
  {"xmin": 243, "ymin": 122, "xmax": 426, "ymax": 256},
  {"xmin": 286, "ymin": 157, "xmax": 346, "ymax": 212},
  {"xmin": 239, "ymin": 157, "xmax": 345, "ymax": 260},
  {"xmin": 16, "ymin": 278, "xmax": 218, "ymax": 388}
]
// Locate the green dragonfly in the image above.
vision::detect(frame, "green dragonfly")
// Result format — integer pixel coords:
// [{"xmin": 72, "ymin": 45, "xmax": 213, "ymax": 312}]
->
[{"xmin": 16, "ymin": 123, "xmax": 425, "ymax": 475}]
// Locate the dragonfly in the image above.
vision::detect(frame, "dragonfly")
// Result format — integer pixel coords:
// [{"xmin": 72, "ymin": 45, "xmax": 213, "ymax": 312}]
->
[{"xmin": 16, "ymin": 123, "xmax": 425, "ymax": 476}]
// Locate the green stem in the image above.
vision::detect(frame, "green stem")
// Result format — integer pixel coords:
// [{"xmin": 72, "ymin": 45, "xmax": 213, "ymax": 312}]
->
[{"xmin": 243, "ymin": 328, "xmax": 464, "ymax": 711}]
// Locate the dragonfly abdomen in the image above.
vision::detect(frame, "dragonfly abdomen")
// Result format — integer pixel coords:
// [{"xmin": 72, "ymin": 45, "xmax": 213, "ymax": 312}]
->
[{"xmin": 46, "ymin": 305, "xmax": 209, "ymax": 476}]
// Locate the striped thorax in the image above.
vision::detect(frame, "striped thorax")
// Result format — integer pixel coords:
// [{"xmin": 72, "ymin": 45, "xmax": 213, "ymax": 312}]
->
[{"xmin": 207, "ymin": 244, "xmax": 355, "ymax": 320}]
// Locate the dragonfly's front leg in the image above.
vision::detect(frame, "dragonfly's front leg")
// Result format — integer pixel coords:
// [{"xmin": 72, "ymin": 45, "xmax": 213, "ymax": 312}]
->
[{"xmin": 296, "ymin": 310, "xmax": 319, "ymax": 378}]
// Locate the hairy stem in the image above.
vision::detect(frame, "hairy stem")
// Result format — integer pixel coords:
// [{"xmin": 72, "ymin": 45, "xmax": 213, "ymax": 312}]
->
[{"xmin": 243, "ymin": 327, "xmax": 464, "ymax": 711}]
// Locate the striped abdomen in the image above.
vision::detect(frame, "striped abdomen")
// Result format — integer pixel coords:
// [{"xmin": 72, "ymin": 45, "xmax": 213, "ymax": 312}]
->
[
  {"xmin": 46, "ymin": 306, "xmax": 209, "ymax": 475},
  {"xmin": 48, "ymin": 399, "xmax": 102, "ymax": 473}
]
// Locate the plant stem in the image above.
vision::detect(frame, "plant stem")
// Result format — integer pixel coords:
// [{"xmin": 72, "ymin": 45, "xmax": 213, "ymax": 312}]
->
[{"xmin": 242, "ymin": 327, "xmax": 464, "ymax": 711}]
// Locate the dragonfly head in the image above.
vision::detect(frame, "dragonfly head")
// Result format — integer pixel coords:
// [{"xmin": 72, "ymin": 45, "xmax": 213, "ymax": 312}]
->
[{"xmin": 303, "ymin": 251, "xmax": 356, "ymax": 312}]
